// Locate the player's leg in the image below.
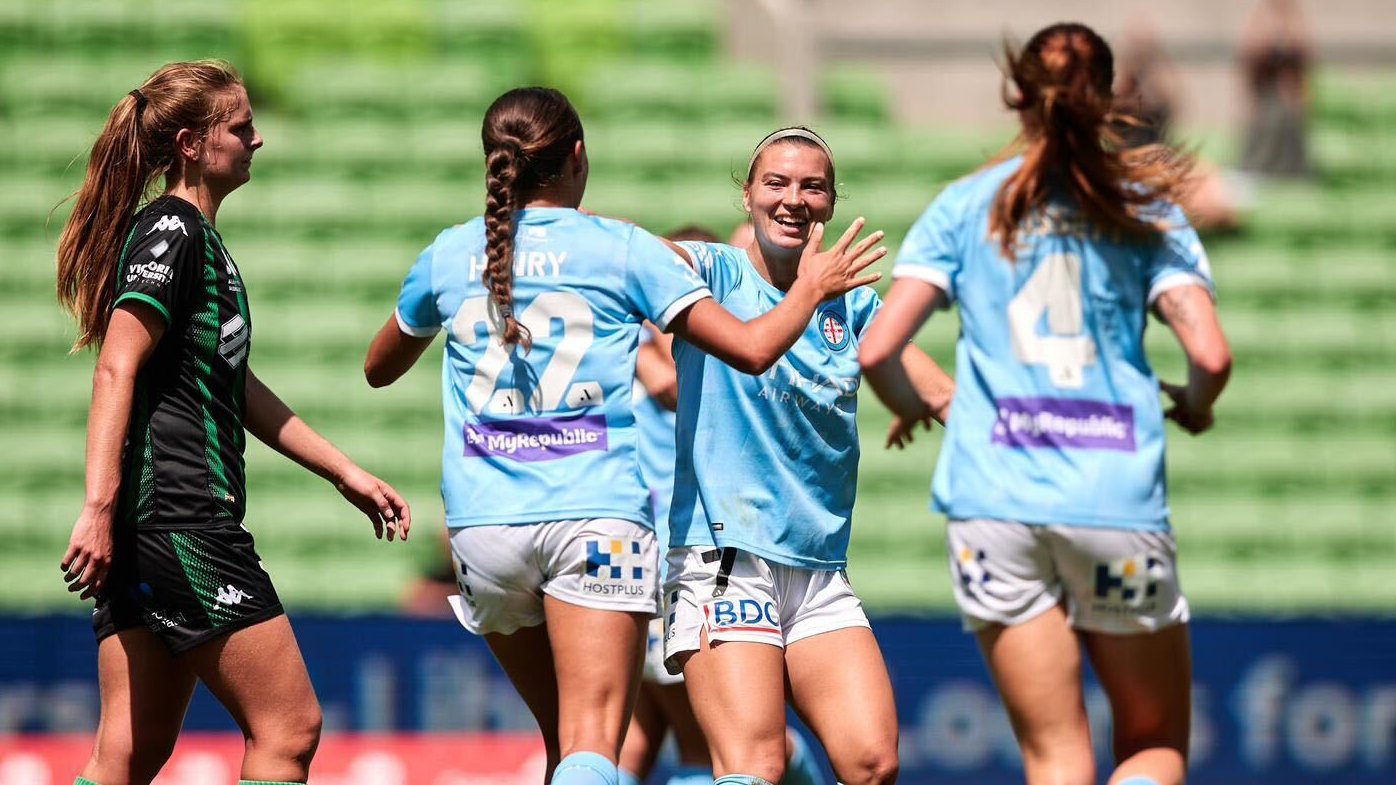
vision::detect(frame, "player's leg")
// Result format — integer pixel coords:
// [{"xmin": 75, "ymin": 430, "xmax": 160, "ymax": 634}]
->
[
  {"xmin": 652, "ymin": 682, "xmax": 713, "ymax": 782},
  {"xmin": 545, "ymin": 596, "xmax": 648, "ymax": 784},
  {"xmin": 1055, "ymin": 526, "xmax": 1193, "ymax": 785},
  {"xmin": 975, "ymin": 608, "xmax": 1095, "ymax": 785},
  {"xmin": 948, "ymin": 519, "xmax": 1094, "ymax": 785},
  {"xmin": 541, "ymin": 519, "xmax": 661, "ymax": 785},
  {"xmin": 682, "ymin": 634, "xmax": 788, "ymax": 783},
  {"xmin": 619, "ymin": 681, "xmax": 669, "ymax": 785},
  {"xmin": 781, "ymin": 567, "xmax": 895, "ymax": 785},
  {"xmin": 1082, "ymin": 626, "xmax": 1191, "ymax": 785},
  {"xmin": 486, "ymin": 625, "xmax": 563, "ymax": 777},
  {"xmin": 78, "ymin": 627, "xmax": 198, "ymax": 785},
  {"xmin": 183, "ymin": 615, "xmax": 322, "ymax": 783}
]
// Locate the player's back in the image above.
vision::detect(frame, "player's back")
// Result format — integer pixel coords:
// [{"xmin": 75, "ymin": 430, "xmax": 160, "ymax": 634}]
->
[
  {"xmin": 896, "ymin": 158, "xmax": 1212, "ymax": 530},
  {"xmin": 398, "ymin": 207, "xmax": 709, "ymax": 529}
]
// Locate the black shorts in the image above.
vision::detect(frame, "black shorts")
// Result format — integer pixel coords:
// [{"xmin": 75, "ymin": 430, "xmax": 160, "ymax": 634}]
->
[{"xmin": 93, "ymin": 521, "xmax": 284, "ymax": 655}]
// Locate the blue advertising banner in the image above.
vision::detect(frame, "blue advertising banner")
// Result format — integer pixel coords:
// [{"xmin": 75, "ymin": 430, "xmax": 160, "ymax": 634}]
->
[{"xmin": 2, "ymin": 615, "xmax": 1393, "ymax": 784}]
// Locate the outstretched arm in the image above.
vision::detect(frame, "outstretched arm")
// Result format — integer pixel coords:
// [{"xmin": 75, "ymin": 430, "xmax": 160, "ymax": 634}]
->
[
  {"xmin": 669, "ymin": 220, "xmax": 886, "ymax": 375},
  {"xmin": 1154, "ymin": 284, "xmax": 1231, "ymax": 434},
  {"xmin": 245, "ymin": 368, "xmax": 411, "ymax": 540}
]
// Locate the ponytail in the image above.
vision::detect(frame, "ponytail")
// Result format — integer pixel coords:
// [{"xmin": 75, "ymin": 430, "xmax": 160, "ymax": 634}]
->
[
  {"xmin": 988, "ymin": 23, "xmax": 1194, "ymax": 259},
  {"xmin": 483, "ymin": 142, "xmax": 528, "ymax": 348},
  {"xmin": 479, "ymin": 87, "xmax": 584, "ymax": 351},
  {"xmin": 55, "ymin": 60, "xmax": 243, "ymax": 351}
]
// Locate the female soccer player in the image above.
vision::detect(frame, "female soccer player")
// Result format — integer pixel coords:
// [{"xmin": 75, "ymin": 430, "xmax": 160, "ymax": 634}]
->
[
  {"xmin": 859, "ymin": 23, "xmax": 1232, "ymax": 785},
  {"xmin": 56, "ymin": 61, "xmax": 410, "ymax": 785},
  {"xmin": 661, "ymin": 128, "xmax": 953, "ymax": 785},
  {"xmin": 619, "ymin": 226, "xmax": 827, "ymax": 785},
  {"xmin": 363, "ymin": 88, "xmax": 883, "ymax": 785}
]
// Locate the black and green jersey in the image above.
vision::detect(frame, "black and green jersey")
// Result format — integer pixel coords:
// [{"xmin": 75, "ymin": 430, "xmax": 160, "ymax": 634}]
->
[{"xmin": 112, "ymin": 195, "xmax": 251, "ymax": 528}]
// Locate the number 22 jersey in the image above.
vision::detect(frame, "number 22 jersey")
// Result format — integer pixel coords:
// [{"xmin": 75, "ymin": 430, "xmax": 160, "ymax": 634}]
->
[
  {"xmin": 395, "ymin": 208, "xmax": 712, "ymax": 529},
  {"xmin": 894, "ymin": 157, "xmax": 1214, "ymax": 531}
]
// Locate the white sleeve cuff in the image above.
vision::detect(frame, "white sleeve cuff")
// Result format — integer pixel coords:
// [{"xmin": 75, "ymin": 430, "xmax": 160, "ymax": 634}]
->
[
  {"xmin": 892, "ymin": 264, "xmax": 955, "ymax": 302},
  {"xmin": 395, "ymin": 308, "xmax": 441, "ymax": 337},
  {"xmin": 1147, "ymin": 273, "xmax": 1214, "ymax": 306},
  {"xmin": 654, "ymin": 288, "xmax": 713, "ymax": 332}
]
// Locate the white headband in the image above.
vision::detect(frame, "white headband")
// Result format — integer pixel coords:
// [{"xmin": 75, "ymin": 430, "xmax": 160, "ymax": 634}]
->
[{"xmin": 746, "ymin": 127, "xmax": 835, "ymax": 177}]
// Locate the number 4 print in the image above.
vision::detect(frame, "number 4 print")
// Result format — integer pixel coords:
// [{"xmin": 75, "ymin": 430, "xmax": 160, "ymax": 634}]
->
[
  {"xmin": 1007, "ymin": 252, "xmax": 1097, "ymax": 389},
  {"xmin": 451, "ymin": 291, "xmax": 601, "ymax": 414}
]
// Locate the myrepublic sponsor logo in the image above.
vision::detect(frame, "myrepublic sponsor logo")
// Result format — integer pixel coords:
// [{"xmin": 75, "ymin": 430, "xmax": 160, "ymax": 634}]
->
[
  {"xmin": 463, "ymin": 413, "xmax": 608, "ymax": 461},
  {"xmin": 991, "ymin": 396, "xmax": 1136, "ymax": 452}
]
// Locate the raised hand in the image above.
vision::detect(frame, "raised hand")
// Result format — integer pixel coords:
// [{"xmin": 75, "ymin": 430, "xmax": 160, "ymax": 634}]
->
[{"xmin": 797, "ymin": 218, "xmax": 887, "ymax": 301}]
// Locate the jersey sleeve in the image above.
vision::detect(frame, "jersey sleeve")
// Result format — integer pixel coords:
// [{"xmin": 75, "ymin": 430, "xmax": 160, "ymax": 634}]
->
[
  {"xmin": 849, "ymin": 285, "xmax": 884, "ymax": 341},
  {"xmin": 625, "ymin": 229, "xmax": 712, "ymax": 331},
  {"xmin": 111, "ymin": 212, "xmax": 202, "ymax": 325},
  {"xmin": 892, "ymin": 188, "xmax": 963, "ymax": 302},
  {"xmin": 395, "ymin": 243, "xmax": 441, "ymax": 337},
  {"xmin": 1145, "ymin": 205, "xmax": 1215, "ymax": 305}
]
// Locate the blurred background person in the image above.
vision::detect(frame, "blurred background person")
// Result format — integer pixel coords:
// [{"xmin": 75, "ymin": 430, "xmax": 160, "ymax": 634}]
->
[{"xmin": 1240, "ymin": 0, "xmax": 1314, "ymax": 178}]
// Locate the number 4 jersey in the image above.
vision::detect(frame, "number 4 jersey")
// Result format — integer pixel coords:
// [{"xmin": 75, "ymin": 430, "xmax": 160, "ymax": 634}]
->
[
  {"xmin": 395, "ymin": 208, "xmax": 712, "ymax": 529},
  {"xmin": 894, "ymin": 157, "xmax": 1214, "ymax": 531}
]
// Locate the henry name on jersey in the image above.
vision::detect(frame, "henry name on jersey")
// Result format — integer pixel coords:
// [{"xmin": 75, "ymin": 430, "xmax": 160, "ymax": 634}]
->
[
  {"xmin": 755, "ymin": 363, "xmax": 859, "ymax": 415},
  {"xmin": 466, "ymin": 250, "xmax": 569, "ymax": 280}
]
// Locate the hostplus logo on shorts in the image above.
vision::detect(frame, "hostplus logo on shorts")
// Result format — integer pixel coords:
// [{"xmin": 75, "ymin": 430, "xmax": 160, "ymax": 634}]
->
[
  {"xmin": 1092, "ymin": 555, "xmax": 1163, "ymax": 614},
  {"xmin": 582, "ymin": 538, "xmax": 647, "ymax": 597},
  {"xmin": 954, "ymin": 547, "xmax": 992, "ymax": 593}
]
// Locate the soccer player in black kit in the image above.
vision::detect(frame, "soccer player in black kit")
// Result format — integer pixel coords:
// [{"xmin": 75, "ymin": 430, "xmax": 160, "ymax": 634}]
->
[{"xmin": 55, "ymin": 60, "xmax": 412, "ymax": 785}]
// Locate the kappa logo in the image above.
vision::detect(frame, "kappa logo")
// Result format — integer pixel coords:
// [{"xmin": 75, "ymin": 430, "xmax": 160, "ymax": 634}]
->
[
  {"xmin": 147, "ymin": 215, "xmax": 188, "ymax": 236},
  {"xmin": 214, "ymin": 584, "xmax": 252, "ymax": 606},
  {"xmin": 819, "ymin": 310, "xmax": 849, "ymax": 350}
]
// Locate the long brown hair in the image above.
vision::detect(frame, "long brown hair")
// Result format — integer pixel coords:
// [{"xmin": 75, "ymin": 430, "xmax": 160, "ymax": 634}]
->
[
  {"xmin": 480, "ymin": 87, "xmax": 584, "ymax": 349},
  {"xmin": 989, "ymin": 23, "xmax": 1193, "ymax": 258},
  {"xmin": 56, "ymin": 59, "xmax": 244, "ymax": 351}
]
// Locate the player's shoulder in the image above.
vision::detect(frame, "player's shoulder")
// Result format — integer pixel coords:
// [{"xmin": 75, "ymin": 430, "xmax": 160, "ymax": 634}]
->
[
  {"xmin": 131, "ymin": 195, "xmax": 203, "ymax": 240},
  {"xmin": 948, "ymin": 156, "xmax": 1021, "ymax": 206}
]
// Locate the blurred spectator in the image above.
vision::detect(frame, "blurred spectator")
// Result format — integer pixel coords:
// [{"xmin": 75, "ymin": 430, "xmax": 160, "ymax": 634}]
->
[
  {"xmin": 1114, "ymin": 19, "xmax": 1243, "ymax": 233},
  {"xmin": 1114, "ymin": 19, "xmax": 1181, "ymax": 148},
  {"xmin": 1240, "ymin": 0, "xmax": 1313, "ymax": 177}
]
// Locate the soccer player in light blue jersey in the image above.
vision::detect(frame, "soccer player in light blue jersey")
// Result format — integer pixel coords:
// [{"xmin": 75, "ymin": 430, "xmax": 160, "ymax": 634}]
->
[
  {"xmin": 620, "ymin": 226, "xmax": 830, "ymax": 785},
  {"xmin": 859, "ymin": 24, "xmax": 1232, "ymax": 785},
  {"xmin": 661, "ymin": 129, "xmax": 954, "ymax": 785},
  {"xmin": 363, "ymin": 89, "xmax": 883, "ymax": 785}
]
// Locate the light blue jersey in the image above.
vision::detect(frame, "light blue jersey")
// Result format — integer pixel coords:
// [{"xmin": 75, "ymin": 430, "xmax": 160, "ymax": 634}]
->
[
  {"xmin": 893, "ymin": 157, "xmax": 1213, "ymax": 531},
  {"xmin": 633, "ymin": 331, "xmax": 677, "ymax": 544},
  {"xmin": 396, "ymin": 208, "xmax": 712, "ymax": 528},
  {"xmin": 669, "ymin": 242, "xmax": 881, "ymax": 570}
]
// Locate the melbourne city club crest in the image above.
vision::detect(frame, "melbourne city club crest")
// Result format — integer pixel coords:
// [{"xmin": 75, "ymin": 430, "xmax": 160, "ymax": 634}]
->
[{"xmin": 819, "ymin": 310, "xmax": 849, "ymax": 350}]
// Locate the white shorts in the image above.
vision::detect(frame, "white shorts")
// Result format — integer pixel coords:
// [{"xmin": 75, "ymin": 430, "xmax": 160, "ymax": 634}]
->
[
  {"xmin": 446, "ymin": 518, "xmax": 659, "ymax": 636},
  {"xmin": 947, "ymin": 518, "xmax": 1190, "ymax": 635},
  {"xmin": 642, "ymin": 616, "xmax": 683, "ymax": 685},
  {"xmin": 662, "ymin": 547, "xmax": 869, "ymax": 675}
]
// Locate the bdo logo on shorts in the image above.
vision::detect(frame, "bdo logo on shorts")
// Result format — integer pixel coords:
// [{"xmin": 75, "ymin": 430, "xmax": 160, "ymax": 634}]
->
[
  {"xmin": 582, "ymin": 538, "xmax": 648, "ymax": 598},
  {"xmin": 1092, "ymin": 555, "xmax": 1164, "ymax": 612},
  {"xmin": 704, "ymin": 598, "xmax": 780, "ymax": 635},
  {"xmin": 818, "ymin": 310, "xmax": 850, "ymax": 351}
]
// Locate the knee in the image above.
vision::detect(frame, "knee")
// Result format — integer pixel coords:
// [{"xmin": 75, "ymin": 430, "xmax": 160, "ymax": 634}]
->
[
  {"xmin": 840, "ymin": 747, "xmax": 899, "ymax": 785},
  {"xmin": 249, "ymin": 702, "xmax": 322, "ymax": 765},
  {"xmin": 1022, "ymin": 752, "xmax": 1094, "ymax": 785}
]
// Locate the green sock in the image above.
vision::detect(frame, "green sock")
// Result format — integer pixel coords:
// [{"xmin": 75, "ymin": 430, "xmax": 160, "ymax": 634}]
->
[
  {"xmin": 238, "ymin": 781, "xmax": 304, "ymax": 785},
  {"xmin": 75, "ymin": 778, "xmax": 103, "ymax": 785}
]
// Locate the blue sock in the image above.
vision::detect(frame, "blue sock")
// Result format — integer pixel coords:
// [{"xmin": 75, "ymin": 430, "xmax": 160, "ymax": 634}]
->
[
  {"xmin": 664, "ymin": 764, "xmax": 713, "ymax": 785},
  {"xmin": 618, "ymin": 767, "xmax": 642, "ymax": 785},
  {"xmin": 781, "ymin": 731, "xmax": 825, "ymax": 785},
  {"xmin": 554, "ymin": 751, "xmax": 618, "ymax": 785},
  {"xmin": 713, "ymin": 777, "xmax": 776, "ymax": 785},
  {"xmin": 1116, "ymin": 779, "xmax": 1162, "ymax": 785}
]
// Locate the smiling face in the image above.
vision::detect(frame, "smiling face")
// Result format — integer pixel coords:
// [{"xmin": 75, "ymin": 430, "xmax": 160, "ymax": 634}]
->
[
  {"xmin": 743, "ymin": 140, "xmax": 835, "ymax": 256},
  {"xmin": 198, "ymin": 85, "xmax": 262, "ymax": 192}
]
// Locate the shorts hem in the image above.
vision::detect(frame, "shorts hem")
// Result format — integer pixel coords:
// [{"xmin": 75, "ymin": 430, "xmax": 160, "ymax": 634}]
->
[
  {"xmin": 168, "ymin": 604, "xmax": 285, "ymax": 655},
  {"xmin": 785, "ymin": 614, "xmax": 871, "ymax": 646},
  {"xmin": 541, "ymin": 585, "xmax": 658, "ymax": 616}
]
